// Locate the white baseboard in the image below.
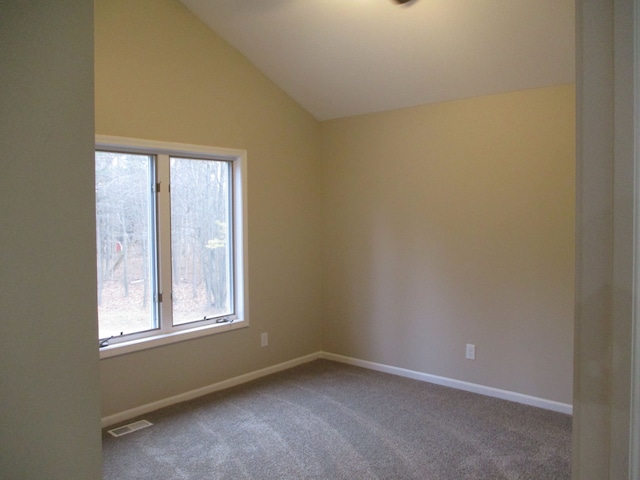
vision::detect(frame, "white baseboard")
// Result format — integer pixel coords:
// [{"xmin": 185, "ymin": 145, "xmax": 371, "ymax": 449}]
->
[
  {"xmin": 101, "ymin": 352, "xmax": 320, "ymax": 427},
  {"xmin": 102, "ymin": 350, "xmax": 572, "ymax": 427},
  {"xmin": 319, "ymin": 352, "xmax": 573, "ymax": 415}
]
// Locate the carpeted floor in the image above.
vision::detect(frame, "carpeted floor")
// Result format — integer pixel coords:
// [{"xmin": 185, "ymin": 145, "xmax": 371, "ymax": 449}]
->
[{"xmin": 102, "ymin": 360, "xmax": 571, "ymax": 479}]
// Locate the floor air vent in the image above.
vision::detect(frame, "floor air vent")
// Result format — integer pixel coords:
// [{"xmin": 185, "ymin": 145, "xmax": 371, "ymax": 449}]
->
[{"xmin": 108, "ymin": 419, "xmax": 153, "ymax": 437}]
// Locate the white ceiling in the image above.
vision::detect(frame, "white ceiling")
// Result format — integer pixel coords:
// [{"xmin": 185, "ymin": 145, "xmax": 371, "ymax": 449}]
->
[{"xmin": 179, "ymin": 0, "xmax": 575, "ymax": 121}]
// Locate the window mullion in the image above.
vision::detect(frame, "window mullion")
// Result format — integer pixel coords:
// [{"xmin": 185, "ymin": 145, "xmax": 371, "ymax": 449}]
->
[
  {"xmin": 95, "ymin": 135, "xmax": 248, "ymax": 357},
  {"xmin": 156, "ymin": 154, "xmax": 173, "ymax": 333}
]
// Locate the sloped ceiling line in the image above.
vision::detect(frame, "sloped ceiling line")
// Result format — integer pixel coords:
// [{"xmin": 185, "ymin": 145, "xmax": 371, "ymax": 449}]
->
[{"xmin": 179, "ymin": 0, "xmax": 575, "ymax": 120}]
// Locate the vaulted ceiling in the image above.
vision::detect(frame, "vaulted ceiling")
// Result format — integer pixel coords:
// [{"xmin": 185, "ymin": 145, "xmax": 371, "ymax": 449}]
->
[{"xmin": 179, "ymin": 0, "xmax": 575, "ymax": 120}]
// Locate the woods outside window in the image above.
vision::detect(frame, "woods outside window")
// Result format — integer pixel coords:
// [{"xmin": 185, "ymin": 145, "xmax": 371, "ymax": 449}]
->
[{"xmin": 95, "ymin": 136, "xmax": 248, "ymax": 357}]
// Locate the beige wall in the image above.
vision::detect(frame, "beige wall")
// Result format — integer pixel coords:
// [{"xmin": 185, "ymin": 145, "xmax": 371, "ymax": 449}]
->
[
  {"xmin": 0, "ymin": 1, "xmax": 102, "ymax": 478},
  {"xmin": 321, "ymin": 85, "xmax": 575, "ymax": 404},
  {"xmin": 95, "ymin": 0, "xmax": 322, "ymax": 416},
  {"xmin": 5, "ymin": 0, "xmax": 635, "ymax": 477},
  {"xmin": 97, "ymin": 0, "xmax": 575, "ymax": 419}
]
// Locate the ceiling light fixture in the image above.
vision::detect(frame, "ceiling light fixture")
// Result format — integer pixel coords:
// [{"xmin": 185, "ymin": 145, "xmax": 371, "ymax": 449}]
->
[{"xmin": 392, "ymin": 0, "xmax": 413, "ymax": 4}]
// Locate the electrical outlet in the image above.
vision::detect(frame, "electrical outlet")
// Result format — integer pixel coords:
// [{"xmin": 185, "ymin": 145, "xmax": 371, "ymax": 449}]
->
[
  {"xmin": 261, "ymin": 332, "xmax": 268, "ymax": 347},
  {"xmin": 466, "ymin": 344, "xmax": 475, "ymax": 360}
]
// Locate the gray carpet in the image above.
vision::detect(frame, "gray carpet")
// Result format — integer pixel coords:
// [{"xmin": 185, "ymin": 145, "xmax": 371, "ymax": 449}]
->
[{"xmin": 102, "ymin": 360, "xmax": 571, "ymax": 479}]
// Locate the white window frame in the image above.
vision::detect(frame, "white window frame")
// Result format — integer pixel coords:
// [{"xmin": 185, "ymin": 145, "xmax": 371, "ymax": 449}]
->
[{"xmin": 96, "ymin": 136, "xmax": 248, "ymax": 359}]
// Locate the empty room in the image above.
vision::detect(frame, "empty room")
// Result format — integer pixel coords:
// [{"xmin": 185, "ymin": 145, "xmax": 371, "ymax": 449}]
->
[{"xmin": 2, "ymin": 1, "xmax": 638, "ymax": 479}]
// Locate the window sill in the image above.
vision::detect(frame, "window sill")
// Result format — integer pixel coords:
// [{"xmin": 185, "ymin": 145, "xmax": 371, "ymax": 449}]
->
[{"xmin": 99, "ymin": 320, "xmax": 248, "ymax": 359}]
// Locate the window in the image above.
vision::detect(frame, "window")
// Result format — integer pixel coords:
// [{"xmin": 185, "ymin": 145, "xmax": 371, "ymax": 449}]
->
[{"xmin": 95, "ymin": 136, "xmax": 248, "ymax": 357}]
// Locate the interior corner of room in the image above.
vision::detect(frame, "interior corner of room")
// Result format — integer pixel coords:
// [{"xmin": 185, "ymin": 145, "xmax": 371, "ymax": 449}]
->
[
  {"xmin": 95, "ymin": 0, "xmax": 575, "ymax": 423},
  {"xmin": 2, "ymin": 0, "xmax": 638, "ymax": 478}
]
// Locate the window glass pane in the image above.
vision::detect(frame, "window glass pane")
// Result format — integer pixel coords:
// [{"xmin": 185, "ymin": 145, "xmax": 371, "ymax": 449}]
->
[
  {"xmin": 170, "ymin": 157, "xmax": 233, "ymax": 325},
  {"xmin": 95, "ymin": 152, "xmax": 156, "ymax": 338}
]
